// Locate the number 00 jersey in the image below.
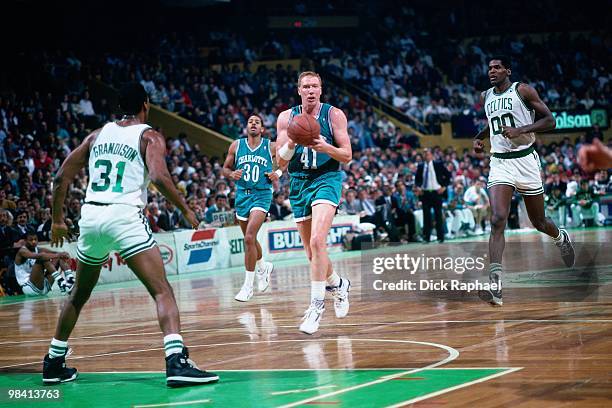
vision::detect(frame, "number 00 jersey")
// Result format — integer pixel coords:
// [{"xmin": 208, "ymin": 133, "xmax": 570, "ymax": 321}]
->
[
  {"xmin": 85, "ymin": 122, "xmax": 151, "ymax": 207},
  {"xmin": 484, "ymin": 82, "xmax": 536, "ymax": 153}
]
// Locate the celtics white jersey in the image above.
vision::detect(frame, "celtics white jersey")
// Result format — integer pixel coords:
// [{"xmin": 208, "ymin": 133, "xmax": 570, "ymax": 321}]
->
[
  {"xmin": 85, "ymin": 122, "xmax": 151, "ymax": 207},
  {"xmin": 484, "ymin": 82, "xmax": 536, "ymax": 153}
]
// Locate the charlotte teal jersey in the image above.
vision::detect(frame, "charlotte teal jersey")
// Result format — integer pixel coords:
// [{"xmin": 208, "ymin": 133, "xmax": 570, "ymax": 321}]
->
[
  {"xmin": 288, "ymin": 103, "xmax": 339, "ymax": 176},
  {"xmin": 235, "ymin": 137, "xmax": 273, "ymax": 190}
]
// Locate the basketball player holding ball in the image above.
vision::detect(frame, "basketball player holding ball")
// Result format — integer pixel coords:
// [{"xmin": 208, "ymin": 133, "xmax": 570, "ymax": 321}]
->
[{"xmin": 276, "ymin": 71, "xmax": 352, "ymax": 334}]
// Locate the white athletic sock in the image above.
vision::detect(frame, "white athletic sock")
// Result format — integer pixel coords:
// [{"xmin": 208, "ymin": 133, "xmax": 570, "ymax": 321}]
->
[
  {"xmin": 64, "ymin": 269, "xmax": 74, "ymax": 277},
  {"xmin": 552, "ymin": 229, "xmax": 563, "ymax": 242},
  {"xmin": 163, "ymin": 333, "xmax": 184, "ymax": 357},
  {"xmin": 244, "ymin": 271, "xmax": 255, "ymax": 287},
  {"xmin": 51, "ymin": 271, "xmax": 62, "ymax": 283},
  {"xmin": 48, "ymin": 338, "xmax": 68, "ymax": 358},
  {"xmin": 311, "ymin": 281, "xmax": 326, "ymax": 302},
  {"xmin": 326, "ymin": 271, "xmax": 341, "ymax": 287}
]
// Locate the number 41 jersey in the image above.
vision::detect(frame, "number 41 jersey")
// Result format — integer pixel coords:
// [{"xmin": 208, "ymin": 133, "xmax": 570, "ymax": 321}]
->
[
  {"xmin": 85, "ymin": 122, "xmax": 151, "ymax": 207},
  {"xmin": 484, "ymin": 82, "xmax": 536, "ymax": 153}
]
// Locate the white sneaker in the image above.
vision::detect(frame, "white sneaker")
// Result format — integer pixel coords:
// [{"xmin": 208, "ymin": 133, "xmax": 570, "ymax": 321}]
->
[
  {"xmin": 234, "ymin": 285, "xmax": 254, "ymax": 302},
  {"xmin": 299, "ymin": 300, "xmax": 325, "ymax": 335},
  {"xmin": 327, "ymin": 278, "xmax": 351, "ymax": 318},
  {"xmin": 475, "ymin": 226, "xmax": 484, "ymax": 235},
  {"xmin": 256, "ymin": 261, "xmax": 274, "ymax": 292}
]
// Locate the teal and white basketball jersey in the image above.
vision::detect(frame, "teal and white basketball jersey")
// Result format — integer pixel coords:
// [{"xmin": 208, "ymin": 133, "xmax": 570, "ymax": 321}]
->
[
  {"xmin": 235, "ymin": 137, "xmax": 273, "ymax": 190},
  {"xmin": 86, "ymin": 122, "xmax": 151, "ymax": 207},
  {"xmin": 288, "ymin": 103, "xmax": 339, "ymax": 176}
]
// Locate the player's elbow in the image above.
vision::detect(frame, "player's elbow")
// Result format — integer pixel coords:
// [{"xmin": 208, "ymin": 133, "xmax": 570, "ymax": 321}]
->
[
  {"xmin": 149, "ymin": 172, "xmax": 167, "ymax": 187},
  {"xmin": 339, "ymin": 151, "xmax": 352, "ymax": 164}
]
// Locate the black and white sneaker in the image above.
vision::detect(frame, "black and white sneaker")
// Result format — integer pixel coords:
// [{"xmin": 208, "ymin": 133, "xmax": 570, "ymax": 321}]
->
[
  {"xmin": 555, "ymin": 229, "xmax": 575, "ymax": 268},
  {"xmin": 42, "ymin": 354, "xmax": 78, "ymax": 385},
  {"xmin": 166, "ymin": 347, "xmax": 219, "ymax": 388},
  {"xmin": 479, "ymin": 269, "xmax": 503, "ymax": 306},
  {"xmin": 299, "ymin": 300, "xmax": 325, "ymax": 335},
  {"xmin": 326, "ymin": 278, "xmax": 350, "ymax": 318}
]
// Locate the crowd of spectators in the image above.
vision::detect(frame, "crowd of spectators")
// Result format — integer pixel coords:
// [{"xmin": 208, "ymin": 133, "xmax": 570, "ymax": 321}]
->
[{"xmin": 1, "ymin": 7, "xmax": 610, "ymax": 294}]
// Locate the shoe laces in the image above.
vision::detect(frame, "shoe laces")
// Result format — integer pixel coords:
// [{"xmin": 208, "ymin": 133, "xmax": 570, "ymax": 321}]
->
[{"xmin": 302, "ymin": 301, "xmax": 324, "ymax": 321}]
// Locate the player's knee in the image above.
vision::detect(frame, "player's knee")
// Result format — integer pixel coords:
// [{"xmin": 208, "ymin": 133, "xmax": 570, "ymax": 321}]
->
[
  {"xmin": 244, "ymin": 232, "xmax": 257, "ymax": 247},
  {"xmin": 490, "ymin": 213, "xmax": 507, "ymax": 231},
  {"xmin": 70, "ymin": 292, "xmax": 90, "ymax": 310},
  {"xmin": 309, "ymin": 235, "xmax": 327, "ymax": 253}
]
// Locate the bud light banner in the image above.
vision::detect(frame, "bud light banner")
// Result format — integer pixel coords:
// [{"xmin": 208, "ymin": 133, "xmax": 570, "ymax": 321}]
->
[
  {"xmin": 174, "ymin": 228, "xmax": 231, "ymax": 273},
  {"xmin": 265, "ymin": 215, "xmax": 358, "ymax": 260}
]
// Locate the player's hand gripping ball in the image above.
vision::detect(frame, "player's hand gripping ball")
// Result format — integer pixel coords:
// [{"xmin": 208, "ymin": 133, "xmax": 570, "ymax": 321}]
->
[{"xmin": 288, "ymin": 114, "xmax": 320, "ymax": 146}]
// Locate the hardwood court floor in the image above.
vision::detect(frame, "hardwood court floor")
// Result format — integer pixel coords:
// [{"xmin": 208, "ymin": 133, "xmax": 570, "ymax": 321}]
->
[{"xmin": 0, "ymin": 228, "xmax": 610, "ymax": 407}]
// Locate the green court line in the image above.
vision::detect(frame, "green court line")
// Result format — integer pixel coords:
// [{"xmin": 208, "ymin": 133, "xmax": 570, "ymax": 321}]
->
[
  {"xmin": 1, "ymin": 226, "xmax": 608, "ymax": 307},
  {"xmin": 0, "ymin": 369, "xmax": 516, "ymax": 408}
]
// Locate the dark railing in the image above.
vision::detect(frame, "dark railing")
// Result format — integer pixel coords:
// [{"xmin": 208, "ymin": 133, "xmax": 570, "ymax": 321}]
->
[{"xmin": 320, "ymin": 67, "xmax": 430, "ymax": 135}]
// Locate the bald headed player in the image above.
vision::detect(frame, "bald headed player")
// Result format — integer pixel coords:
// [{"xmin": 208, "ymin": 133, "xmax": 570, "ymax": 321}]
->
[
  {"xmin": 474, "ymin": 56, "xmax": 575, "ymax": 306},
  {"xmin": 276, "ymin": 71, "xmax": 352, "ymax": 334}
]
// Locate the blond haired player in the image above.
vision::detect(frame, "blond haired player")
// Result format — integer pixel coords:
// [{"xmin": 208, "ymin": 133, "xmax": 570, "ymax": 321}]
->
[{"xmin": 276, "ymin": 71, "xmax": 352, "ymax": 334}]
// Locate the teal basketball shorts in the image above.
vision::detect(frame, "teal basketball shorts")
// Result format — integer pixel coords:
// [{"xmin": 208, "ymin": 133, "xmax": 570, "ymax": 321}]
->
[
  {"xmin": 289, "ymin": 171, "xmax": 342, "ymax": 222},
  {"xmin": 235, "ymin": 188, "xmax": 273, "ymax": 221}
]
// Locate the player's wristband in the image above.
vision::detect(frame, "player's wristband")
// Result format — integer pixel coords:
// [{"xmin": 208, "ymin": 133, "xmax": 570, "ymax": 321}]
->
[
  {"xmin": 274, "ymin": 169, "xmax": 282, "ymax": 177},
  {"xmin": 278, "ymin": 143, "xmax": 295, "ymax": 160}
]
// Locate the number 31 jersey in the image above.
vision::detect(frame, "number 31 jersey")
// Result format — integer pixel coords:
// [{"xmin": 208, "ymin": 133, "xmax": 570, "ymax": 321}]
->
[
  {"xmin": 484, "ymin": 82, "xmax": 535, "ymax": 153},
  {"xmin": 85, "ymin": 122, "xmax": 151, "ymax": 207},
  {"xmin": 235, "ymin": 137, "xmax": 273, "ymax": 191}
]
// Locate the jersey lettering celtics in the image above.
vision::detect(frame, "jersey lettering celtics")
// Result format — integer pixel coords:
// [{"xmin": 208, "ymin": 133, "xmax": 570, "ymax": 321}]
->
[{"xmin": 484, "ymin": 82, "xmax": 536, "ymax": 153}]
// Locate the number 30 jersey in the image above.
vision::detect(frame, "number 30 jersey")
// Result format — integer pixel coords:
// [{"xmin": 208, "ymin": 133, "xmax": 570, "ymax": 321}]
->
[
  {"xmin": 484, "ymin": 82, "xmax": 536, "ymax": 153},
  {"xmin": 235, "ymin": 137, "xmax": 273, "ymax": 191},
  {"xmin": 85, "ymin": 122, "xmax": 151, "ymax": 207}
]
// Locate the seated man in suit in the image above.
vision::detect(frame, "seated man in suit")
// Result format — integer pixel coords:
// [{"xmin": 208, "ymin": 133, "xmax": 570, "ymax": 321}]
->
[
  {"xmin": 356, "ymin": 189, "xmax": 376, "ymax": 224},
  {"xmin": 339, "ymin": 189, "xmax": 360, "ymax": 216},
  {"xmin": 269, "ymin": 192, "xmax": 292, "ymax": 221},
  {"xmin": 414, "ymin": 149, "xmax": 451, "ymax": 242},
  {"xmin": 375, "ymin": 185, "xmax": 401, "ymax": 242}
]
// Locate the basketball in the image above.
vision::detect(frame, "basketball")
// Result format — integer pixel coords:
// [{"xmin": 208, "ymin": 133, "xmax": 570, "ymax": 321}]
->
[{"xmin": 288, "ymin": 114, "xmax": 320, "ymax": 146}]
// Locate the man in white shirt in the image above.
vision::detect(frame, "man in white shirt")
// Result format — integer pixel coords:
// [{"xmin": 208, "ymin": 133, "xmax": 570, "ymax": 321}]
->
[{"xmin": 463, "ymin": 178, "xmax": 490, "ymax": 235}]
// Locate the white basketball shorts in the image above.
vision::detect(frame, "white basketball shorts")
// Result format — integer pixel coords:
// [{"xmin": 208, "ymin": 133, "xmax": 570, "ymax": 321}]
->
[
  {"xmin": 76, "ymin": 203, "xmax": 156, "ymax": 266},
  {"xmin": 488, "ymin": 149, "xmax": 544, "ymax": 196}
]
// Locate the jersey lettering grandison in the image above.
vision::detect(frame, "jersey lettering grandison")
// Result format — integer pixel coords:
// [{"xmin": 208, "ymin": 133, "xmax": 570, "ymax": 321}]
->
[
  {"xmin": 484, "ymin": 82, "xmax": 536, "ymax": 153},
  {"xmin": 85, "ymin": 122, "xmax": 151, "ymax": 207}
]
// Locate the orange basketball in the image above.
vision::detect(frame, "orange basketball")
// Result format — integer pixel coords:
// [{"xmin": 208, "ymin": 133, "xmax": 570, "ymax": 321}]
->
[{"xmin": 288, "ymin": 114, "xmax": 320, "ymax": 146}]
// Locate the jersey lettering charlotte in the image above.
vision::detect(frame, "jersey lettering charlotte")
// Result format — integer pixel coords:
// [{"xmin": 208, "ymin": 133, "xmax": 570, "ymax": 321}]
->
[
  {"xmin": 85, "ymin": 122, "xmax": 151, "ymax": 207},
  {"xmin": 484, "ymin": 82, "xmax": 536, "ymax": 153},
  {"xmin": 288, "ymin": 103, "xmax": 339, "ymax": 176},
  {"xmin": 235, "ymin": 137, "xmax": 273, "ymax": 190}
]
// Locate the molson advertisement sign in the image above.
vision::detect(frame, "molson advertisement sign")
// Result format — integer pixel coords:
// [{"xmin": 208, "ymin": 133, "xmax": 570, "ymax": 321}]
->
[{"xmin": 551, "ymin": 109, "xmax": 608, "ymax": 132}]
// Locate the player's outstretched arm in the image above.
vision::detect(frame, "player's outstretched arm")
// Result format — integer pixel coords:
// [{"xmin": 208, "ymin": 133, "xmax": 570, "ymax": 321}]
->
[
  {"xmin": 276, "ymin": 110, "xmax": 295, "ymax": 168},
  {"xmin": 16, "ymin": 246, "xmax": 61, "ymax": 263},
  {"xmin": 51, "ymin": 130, "xmax": 99, "ymax": 246},
  {"xmin": 144, "ymin": 129, "xmax": 198, "ymax": 228},
  {"xmin": 310, "ymin": 107, "xmax": 352, "ymax": 163},
  {"xmin": 503, "ymin": 84, "xmax": 555, "ymax": 138}
]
